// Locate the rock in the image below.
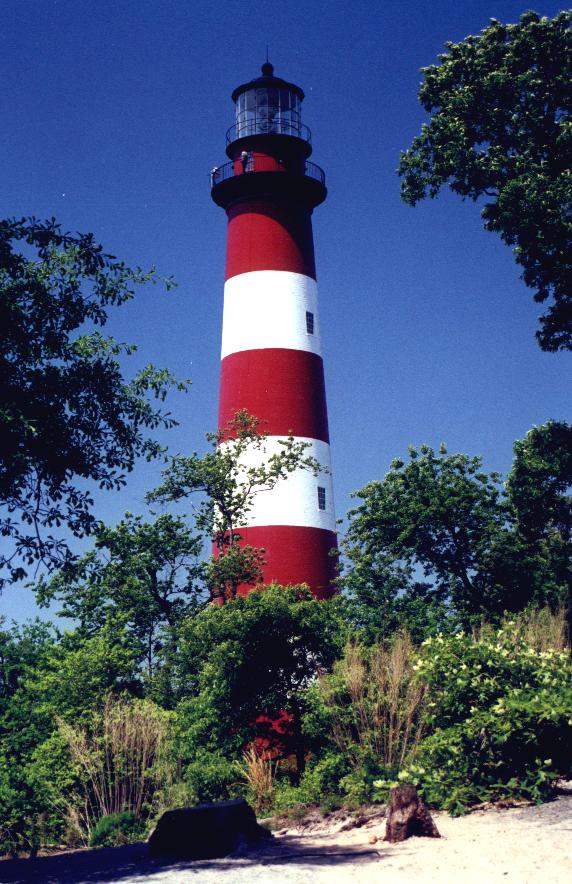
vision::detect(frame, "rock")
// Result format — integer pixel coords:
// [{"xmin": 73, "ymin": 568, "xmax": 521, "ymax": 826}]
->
[
  {"xmin": 339, "ymin": 808, "xmax": 386, "ymax": 832},
  {"xmin": 368, "ymin": 834, "xmax": 378, "ymax": 844},
  {"xmin": 384, "ymin": 784, "xmax": 441, "ymax": 843},
  {"xmin": 148, "ymin": 799, "xmax": 271, "ymax": 859}
]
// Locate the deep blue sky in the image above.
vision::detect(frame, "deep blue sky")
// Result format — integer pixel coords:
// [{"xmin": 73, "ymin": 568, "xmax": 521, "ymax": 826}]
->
[{"xmin": 2, "ymin": 0, "xmax": 570, "ymax": 622}]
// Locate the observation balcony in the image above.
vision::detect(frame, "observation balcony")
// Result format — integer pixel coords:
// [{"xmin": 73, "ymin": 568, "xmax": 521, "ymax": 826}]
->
[
  {"xmin": 210, "ymin": 155, "xmax": 327, "ymax": 210},
  {"xmin": 211, "ymin": 157, "xmax": 324, "ymax": 186},
  {"xmin": 226, "ymin": 119, "xmax": 312, "ymax": 146}
]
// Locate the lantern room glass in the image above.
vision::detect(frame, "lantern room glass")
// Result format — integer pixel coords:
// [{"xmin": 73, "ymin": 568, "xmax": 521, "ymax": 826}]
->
[{"xmin": 235, "ymin": 88, "xmax": 302, "ymax": 138}]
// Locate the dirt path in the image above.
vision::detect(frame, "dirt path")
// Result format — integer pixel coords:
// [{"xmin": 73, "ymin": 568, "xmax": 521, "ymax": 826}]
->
[{"xmin": 1, "ymin": 792, "xmax": 571, "ymax": 883}]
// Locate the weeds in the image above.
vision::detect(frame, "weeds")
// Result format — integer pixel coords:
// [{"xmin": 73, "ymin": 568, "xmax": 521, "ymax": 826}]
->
[
  {"xmin": 236, "ymin": 746, "xmax": 277, "ymax": 815},
  {"xmin": 320, "ymin": 632, "xmax": 426, "ymax": 770},
  {"xmin": 57, "ymin": 696, "xmax": 171, "ymax": 836}
]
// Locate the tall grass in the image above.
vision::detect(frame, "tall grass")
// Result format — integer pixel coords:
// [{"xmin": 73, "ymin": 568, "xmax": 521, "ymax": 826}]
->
[
  {"xmin": 474, "ymin": 606, "xmax": 569, "ymax": 653},
  {"xmin": 319, "ymin": 632, "xmax": 426, "ymax": 770},
  {"xmin": 236, "ymin": 746, "xmax": 276, "ymax": 815},
  {"xmin": 504, "ymin": 606, "xmax": 569, "ymax": 652},
  {"xmin": 58, "ymin": 696, "xmax": 171, "ymax": 838}
]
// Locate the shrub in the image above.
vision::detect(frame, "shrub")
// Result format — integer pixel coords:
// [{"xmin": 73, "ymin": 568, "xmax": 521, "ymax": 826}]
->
[
  {"xmin": 271, "ymin": 751, "xmax": 351, "ymax": 813},
  {"xmin": 487, "ymin": 606, "xmax": 568, "ymax": 653},
  {"xmin": 299, "ymin": 752, "xmax": 350, "ymax": 801},
  {"xmin": 58, "ymin": 696, "xmax": 172, "ymax": 832},
  {"xmin": 174, "ymin": 586, "xmax": 346, "ymax": 769},
  {"xmin": 184, "ymin": 752, "xmax": 241, "ymax": 804},
  {"xmin": 89, "ymin": 811, "xmax": 146, "ymax": 847},
  {"xmin": 408, "ymin": 626, "xmax": 572, "ymax": 814},
  {"xmin": 297, "ymin": 634, "xmax": 427, "ymax": 808},
  {"xmin": 310, "ymin": 634, "xmax": 426, "ymax": 770},
  {"xmin": 236, "ymin": 747, "xmax": 276, "ymax": 815}
]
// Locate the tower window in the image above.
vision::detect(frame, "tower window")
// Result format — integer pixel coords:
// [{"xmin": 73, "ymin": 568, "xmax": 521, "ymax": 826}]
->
[
  {"xmin": 317, "ymin": 486, "xmax": 326, "ymax": 511},
  {"xmin": 306, "ymin": 311, "xmax": 315, "ymax": 334}
]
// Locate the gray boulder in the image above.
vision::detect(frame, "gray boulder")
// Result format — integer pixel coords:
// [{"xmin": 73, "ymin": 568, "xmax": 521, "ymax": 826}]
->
[{"xmin": 148, "ymin": 799, "xmax": 271, "ymax": 859}]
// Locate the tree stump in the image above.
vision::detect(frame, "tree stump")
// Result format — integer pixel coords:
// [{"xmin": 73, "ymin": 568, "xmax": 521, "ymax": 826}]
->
[{"xmin": 384, "ymin": 784, "xmax": 441, "ymax": 842}]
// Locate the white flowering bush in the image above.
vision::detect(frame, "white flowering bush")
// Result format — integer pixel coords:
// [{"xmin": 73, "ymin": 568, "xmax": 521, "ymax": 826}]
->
[{"xmin": 406, "ymin": 627, "xmax": 572, "ymax": 814}]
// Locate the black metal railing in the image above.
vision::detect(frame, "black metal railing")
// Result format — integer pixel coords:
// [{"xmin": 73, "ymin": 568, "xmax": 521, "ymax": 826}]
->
[
  {"xmin": 304, "ymin": 161, "xmax": 326, "ymax": 184},
  {"xmin": 209, "ymin": 158, "xmax": 325, "ymax": 188},
  {"xmin": 226, "ymin": 119, "xmax": 312, "ymax": 145}
]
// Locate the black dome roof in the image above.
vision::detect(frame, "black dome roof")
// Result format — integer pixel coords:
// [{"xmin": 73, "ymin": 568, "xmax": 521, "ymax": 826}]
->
[{"xmin": 231, "ymin": 63, "xmax": 304, "ymax": 103}]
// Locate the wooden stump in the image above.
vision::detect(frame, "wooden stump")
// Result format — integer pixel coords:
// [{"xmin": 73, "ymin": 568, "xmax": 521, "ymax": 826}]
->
[{"xmin": 384, "ymin": 784, "xmax": 441, "ymax": 842}]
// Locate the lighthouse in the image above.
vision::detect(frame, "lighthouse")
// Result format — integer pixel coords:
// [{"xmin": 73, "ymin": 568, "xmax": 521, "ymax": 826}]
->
[{"xmin": 211, "ymin": 63, "xmax": 336, "ymax": 599}]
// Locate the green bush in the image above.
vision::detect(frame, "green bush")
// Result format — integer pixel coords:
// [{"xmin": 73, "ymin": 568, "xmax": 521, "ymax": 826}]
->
[
  {"xmin": 406, "ymin": 627, "xmax": 572, "ymax": 814},
  {"xmin": 300, "ymin": 752, "xmax": 351, "ymax": 801},
  {"xmin": 89, "ymin": 811, "xmax": 146, "ymax": 848},
  {"xmin": 299, "ymin": 636, "xmax": 426, "ymax": 809},
  {"xmin": 271, "ymin": 751, "xmax": 350, "ymax": 813},
  {"xmin": 184, "ymin": 752, "xmax": 242, "ymax": 804}
]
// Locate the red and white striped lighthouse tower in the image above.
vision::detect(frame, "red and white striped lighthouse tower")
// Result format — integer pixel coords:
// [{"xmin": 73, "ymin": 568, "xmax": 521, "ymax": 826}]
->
[{"xmin": 211, "ymin": 62, "xmax": 336, "ymax": 599}]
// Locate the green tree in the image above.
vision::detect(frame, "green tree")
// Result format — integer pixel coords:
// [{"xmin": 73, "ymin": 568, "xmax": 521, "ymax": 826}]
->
[
  {"xmin": 507, "ymin": 420, "xmax": 572, "ymax": 636},
  {"xmin": 343, "ymin": 444, "xmax": 509, "ymax": 628},
  {"xmin": 342, "ymin": 427, "xmax": 571, "ymax": 633},
  {"xmin": 399, "ymin": 12, "xmax": 572, "ymax": 351},
  {"xmin": 173, "ymin": 586, "xmax": 346, "ymax": 781},
  {"xmin": 340, "ymin": 552, "xmax": 451, "ymax": 643},
  {"xmin": 28, "ymin": 618, "xmax": 141, "ymax": 724},
  {"xmin": 0, "ymin": 617, "xmax": 141, "ymax": 854},
  {"xmin": 0, "ymin": 217, "xmax": 188, "ymax": 587},
  {"xmin": 36, "ymin": 513, "xmax": 205, "ymax": 683},
  {"xmin": 0, "ymin": 621, "xmax": 61, "ymax": 856},
  {"xmin": 149, "ymin": 411, "xmax": 323, "ymax": 601},
  {"xmin": 508, "ymin": 420, "xmax": 572, "ymax": 538}
]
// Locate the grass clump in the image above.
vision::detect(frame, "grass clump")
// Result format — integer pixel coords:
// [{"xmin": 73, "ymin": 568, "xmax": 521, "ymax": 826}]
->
[{"xmin": 89, "ymin": 811, "xmax": 146, "ymax": 848}]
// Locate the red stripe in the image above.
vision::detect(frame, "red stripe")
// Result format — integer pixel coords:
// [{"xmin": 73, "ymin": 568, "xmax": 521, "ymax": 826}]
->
[
  {"xmin": 219, "ymin": 349, "xmax": 329, "ymax": 442},
  {"xmin": 215, "ymin": 526, "xmax": 338, "ymax": 600},
  {"xmin": 226, "ymin": 200, "xmax": 316, "ymax": 280}
]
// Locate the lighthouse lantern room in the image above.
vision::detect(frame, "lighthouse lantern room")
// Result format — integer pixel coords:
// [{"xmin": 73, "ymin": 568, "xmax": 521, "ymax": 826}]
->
[{"xmin": 211, "ymin": 63, "xmax": 337, "ymax": 599}]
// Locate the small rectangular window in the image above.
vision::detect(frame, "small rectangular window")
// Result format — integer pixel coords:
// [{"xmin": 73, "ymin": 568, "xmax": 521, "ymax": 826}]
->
[
  {"xmin": 306, "ymin": 311, "xmax": 314, "ymax": 334},
  {"xmin": 317, "ymin": 486, "xmax": 326, "ymax": 511}
]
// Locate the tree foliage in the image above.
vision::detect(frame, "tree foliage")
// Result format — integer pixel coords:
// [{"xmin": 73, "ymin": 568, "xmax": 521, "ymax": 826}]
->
[
  {"xmin": 0, "ymin": 617, "xmax": 141, "ymax": 854},
  {"xmin": 342, "ymin": 424, "xmax": 571, "ymax": 632},
  {"xmin": 399, "ymin": 11, "xmax": 572, "ymax": 351},
  {"xmin": 507, "ymin": 420, "xmax": 572, "ymax": 540},
  {"xmin": 507, "ymin": 420, "xmax": 572, "ymax": 627},
  {"xmin": 407, "ymin": 626, "xmax": 572, "ymax": 814},
  {"xmin": 35, "ymin": 514, "xmax": 206, "ymax": 682},
  {"xmin": 343, "ymin": 444, "xmax": 508, "ymax": 627},
  {"xmin": 149, "ymin": 410, "xmax": 323, "ymax": 601},
  {"xmin": 172, "ymin": 586, "xmax": 346, "ymax": 767},
  {"xmin": 0, "ymin": 217, "xmax": 187, "ymax": 587}
]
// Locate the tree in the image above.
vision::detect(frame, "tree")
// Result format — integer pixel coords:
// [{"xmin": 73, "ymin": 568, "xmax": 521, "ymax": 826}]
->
[
  {"xmin": 0, "ymin": 616, "xmax": 140, "ymax": 855},
  {"xmin": 508, "ymin": 420, "xmax": 572, "ymax": 539},
  {"xmin": 0, "ymin": 217, "xmax": 188, "ymax": 587},
  {"xmin": 343, "ymin": 445, "xmax": 508, "ymax": 627},
  {"xmin": 342, "ymin": 427, "xmax": 572, "ymax": 632},
  {"xmin": 507, "ymin": 420, "xmax": 572, "ymax": 635},
  {"xmin": 172, "ymin": 586, "xmax": 346, "ymax": 779},
  {"xmin": 399, "ymin": 12, "xmax": 572, "ymax": 351},
  {"xmin": 341, "ymin": 553, "xmax": 451, "ymax": 643},
  {"xmin": 35, "ymin": 513, "xmax": 206, "ymax": 682},
  {"xmin": 0, "ymin": 621, "xmax": 59, "ymax": 855},
  {"xmin": 149, "ymin": 410, "xmax": 323, "ymax": 601}
]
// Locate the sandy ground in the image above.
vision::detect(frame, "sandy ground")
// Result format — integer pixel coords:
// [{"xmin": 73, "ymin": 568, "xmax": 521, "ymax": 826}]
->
[{"xmin": 1, "ymin": 790, "xmax": 571, "ymax": 883}]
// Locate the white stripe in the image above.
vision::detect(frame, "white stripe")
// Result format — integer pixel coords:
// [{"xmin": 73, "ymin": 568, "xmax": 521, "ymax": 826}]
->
[
  {"xmin": 221, "ymin": 271, "xmax": 322, "ymax": 359},
  {"xmin": 220, "ymin": 436, "xmax": 335, "ymax": 531}
]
